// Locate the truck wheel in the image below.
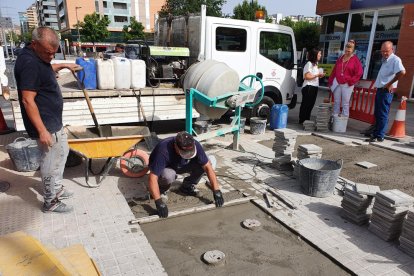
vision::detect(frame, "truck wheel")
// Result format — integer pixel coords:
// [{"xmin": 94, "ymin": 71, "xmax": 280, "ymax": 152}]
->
[
  {"xmin": 120, "ymin": 149, "xmax": 149, "ymax": 178},
  {"xmin": 251, "ymin": 96, "xmax": 275, "ymax": 121}
]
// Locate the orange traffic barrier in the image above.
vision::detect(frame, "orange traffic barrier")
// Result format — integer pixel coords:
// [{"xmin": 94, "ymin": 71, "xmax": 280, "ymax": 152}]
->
[{"xmin": 388, "ymin": 96, "xmax": 407, "ymax": 138}]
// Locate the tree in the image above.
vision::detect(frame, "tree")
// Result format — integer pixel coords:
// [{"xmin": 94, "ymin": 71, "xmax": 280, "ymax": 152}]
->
[
  {"xmin": 232, "ymin": 0, "xmax": 271, "ymax": 22},
  {"xmin": 159, "ymin": 0, "xmax": 225, "ymax": 17},
  {"xmin": 122, "ymin": 17, "xmax": 145, "ymax": 42},
  {"xmin": 78, "ymin": 12, "xmax": 111, "ymax": 44},
  {"xmin": 279, "ymin": 18, "xmax": 320, "ymax": 51}
]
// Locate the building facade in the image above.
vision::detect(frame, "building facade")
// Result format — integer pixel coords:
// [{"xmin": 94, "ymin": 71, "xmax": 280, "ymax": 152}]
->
[
  {"xmin": 26, "ymin": 4, "xmax": 38, "ymax": 30},
  {"xmin": 317, "ymin": 0, "xmax": 414, "ymax": 99},
  {"xmin": 18, "ymin": 12, "xmax": 29, "ymax": 35},
  {"xmin": 37, "ymin": 0, "xmax": 59, "ymax": 30}
]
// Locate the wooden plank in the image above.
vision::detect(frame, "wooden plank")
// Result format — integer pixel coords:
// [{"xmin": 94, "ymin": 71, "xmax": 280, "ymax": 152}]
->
[{"xmin": 129, "ymin": 196, "xmax": 257, "ymax": 225}]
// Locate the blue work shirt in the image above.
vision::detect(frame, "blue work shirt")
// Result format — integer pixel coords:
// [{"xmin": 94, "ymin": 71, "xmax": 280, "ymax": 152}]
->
[
  {"xmin": 149, "ymin": 137, "xmax": 209, "ymax": 177},
  {"xmin": 374, "ymin": 53, "xmax": 405, "ymax": 89},
  {"xmin": 14, "ymin": 46, "xmax": 63, "ymax": 138}
]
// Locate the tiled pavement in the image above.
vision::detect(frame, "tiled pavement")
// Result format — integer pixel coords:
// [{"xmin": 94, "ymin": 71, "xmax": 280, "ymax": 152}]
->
[{"xmin": 1, "ymin": 127, "xmax": 414, "ymax": 275}]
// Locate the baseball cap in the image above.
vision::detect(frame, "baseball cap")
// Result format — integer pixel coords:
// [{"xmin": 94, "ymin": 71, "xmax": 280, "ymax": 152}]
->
[{"xmin": 175, "ymin": 131, "xmax": 197, "ymax": 159}]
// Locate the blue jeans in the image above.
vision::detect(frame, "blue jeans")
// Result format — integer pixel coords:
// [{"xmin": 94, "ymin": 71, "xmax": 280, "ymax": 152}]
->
[
  {"xmin": 373, "ymin": 88, "xmax": 393, "ymax": 138},
  {"xmin": 36, "ymin": 128, "xmax": 69, "ymax": 205}
]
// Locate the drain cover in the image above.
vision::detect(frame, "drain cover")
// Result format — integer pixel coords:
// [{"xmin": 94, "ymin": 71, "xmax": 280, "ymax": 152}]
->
[
  {"xmin": 0, "ymin": 181, "xmax": 10, "ymax": 193},
  {"xmin": 242, "ymin": 219, "xmax": 261, "ymax": 231},
  {"xmin": 202, "ymin": 250, "xmax": 225, "ymax": 266}
]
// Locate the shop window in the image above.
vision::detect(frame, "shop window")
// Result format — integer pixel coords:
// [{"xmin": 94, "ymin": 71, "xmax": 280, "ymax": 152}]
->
[
  {"xmin": 215, "ymin": 27, "xmax": 247, "ymax": 52},
  {"xmin": 259, "ymin": 32, "xmax": 294, "ymax": 70},
  {"xmin": 349, "ymin": 12, "xmax": 375, "ymax": 71},
  {"xmin": 319, "ymin": 14, "xmax": 348, "ymax": 65},
  {"xmin": 367, "ymin": 8, "xmax": 403, "ymax": 80}
]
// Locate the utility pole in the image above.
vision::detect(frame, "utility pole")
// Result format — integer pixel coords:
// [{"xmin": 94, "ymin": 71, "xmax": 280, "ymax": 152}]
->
[
  {"xmin": 251, "ymin": 0, "xmax": 254, "ymax": 21},
  {"xmin": 75, "ymin": 6, "xmax": 82, "ymax": 55}
]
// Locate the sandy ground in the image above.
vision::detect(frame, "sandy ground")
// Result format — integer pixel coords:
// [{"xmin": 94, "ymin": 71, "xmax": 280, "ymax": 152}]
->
[
  {"xmin": 260, "ymin": 135, "xmax": 414, "ymax": 196},
  {"xmin": 141, "ymin": 202, "xmax": 350, "ymax": 276}
]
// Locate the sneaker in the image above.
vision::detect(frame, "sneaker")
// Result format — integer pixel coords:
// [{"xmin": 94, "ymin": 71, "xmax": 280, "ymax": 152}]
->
[
  {"xmin": 377, "ymin": 137, "xmax": 384, "ymax": 142},
  {"xmin": 56, "ymin": 188, "xmax": 74, "ymax": 200},
  {"xmin": 365, "ymin": 136, "xmax": 377, "ymax": 142},
  {"xmin": 42, "ymin": 200, "xmax": 73, "ymax": 213},
  {"xmin": 179, "ymin": 184, "xmax": 200, "ymax": 196},
  {"xmin": 160, "ymin": 191, "xmax": 169, "ymax": 202}
]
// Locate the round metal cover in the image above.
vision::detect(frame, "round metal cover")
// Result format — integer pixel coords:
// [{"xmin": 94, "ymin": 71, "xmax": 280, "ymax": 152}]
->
[
  {"xmin": 202, "ymin": 250, "xmax": 226, "ymax": 266},
  {"xmin": 242, "ymin": 219, "xmax": 261, "ymax": 231}
]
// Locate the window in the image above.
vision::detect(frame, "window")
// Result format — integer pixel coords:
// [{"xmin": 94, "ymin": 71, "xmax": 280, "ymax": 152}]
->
[
  {"xmin": 319, "ymin": 14, "xmax": 349, "ymax": 64},
  {"xmin": 113, "ymin": 2, "xmax": 127, "ymax": 9},
  {"xmin": 349, "ymin": 11, "xmax": 375, "ymax": 71},
  {"xmin": 215, "ymin": 27, "xmax": 247, "ymax": 52},
  {"xmin": 260, "ymin": 32, "xmax": 294, "ymax": 70},
  {"xmin": 103, "ymin": 1, "xmax": 107, "ymax": 8},
  {"xmin": 114, "ymin": 16, "xmax": 128, "ymax": 23}
]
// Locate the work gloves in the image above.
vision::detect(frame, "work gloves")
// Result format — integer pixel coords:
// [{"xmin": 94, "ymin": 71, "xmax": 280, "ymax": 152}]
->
[
  {"xmin": 213, "ymin": 190, "xmax": 224, "ymax": 207},
  {"xmin": 155, "ymin": 198, "xmax": 168, "ymax": 218}
]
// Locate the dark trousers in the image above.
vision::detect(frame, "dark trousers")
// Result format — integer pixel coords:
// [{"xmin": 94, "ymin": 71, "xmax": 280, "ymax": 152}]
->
[
  {"xmin": 158, "ymin": 160, "xmax": 205, "ymax": 193},
  {"xmin": 299, "ymin": 85, "xmax": 319, "ymax": 123},
  {"xmin": 373, "ymin": 88, "xmax": 393, "ymax": 138}
]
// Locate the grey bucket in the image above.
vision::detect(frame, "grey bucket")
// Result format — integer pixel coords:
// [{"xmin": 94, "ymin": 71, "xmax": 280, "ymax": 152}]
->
[
  {"xmin": 250, "ymin": 117, "xmax": 267, "ymax": 135},
  {"xmin": 298, "ymin": 158, "xmax": 342, "ymax": 198},
  {"xmin": 6, "ymin": 137, "xmax": 41, "ymax": 172},
  {"xmin": 230, "ymin": 116, "xmax": 246, "ymax": 134}
]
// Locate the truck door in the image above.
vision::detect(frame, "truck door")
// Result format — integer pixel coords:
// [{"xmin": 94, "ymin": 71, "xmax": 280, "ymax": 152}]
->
[
  {"xmin": 255, "ymin": 30, "xmax": 297, "ymax": 102},
  {"xmin": 211, "ymin": 25, "xmax": 252, "ymax": 79}
]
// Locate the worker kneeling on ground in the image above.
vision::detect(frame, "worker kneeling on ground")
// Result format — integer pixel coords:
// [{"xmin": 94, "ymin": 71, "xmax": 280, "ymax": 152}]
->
[{"xmin": 148, "ymin": 131, "xmax": 224, "ymax": 218}]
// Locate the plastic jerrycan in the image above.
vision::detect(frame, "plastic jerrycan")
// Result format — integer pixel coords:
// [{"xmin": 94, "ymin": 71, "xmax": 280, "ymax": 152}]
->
[
  {"xmin": 130, "ymin": 59, "xmax": 146, "ymax": 89},
  {"xmin": 270, "ymin": 104, "xmax": 288, "ymax": 130},
  {"xmin": 112, "ymin": 57, "xmax": 131, "ymax": 89},
  {"xmin": 76, "ymin": 56, "xmax": 97, "ymax": 90},
  {"xmin": 96, "ymin": 59, "xmax": 115, "ymax": 89}
]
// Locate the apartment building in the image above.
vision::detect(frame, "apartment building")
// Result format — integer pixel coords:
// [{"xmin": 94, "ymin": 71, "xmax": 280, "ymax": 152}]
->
[
  {"xmin": 37, "ymin": 0, "xmax": 59, "ymax": 30},
  {"xmin": 18, "ymin": 12, "xmax": 29, "ymax": 35},
  {"xmin": 26, "ymin": 4, "xmax": 38, "ymax": 30}
]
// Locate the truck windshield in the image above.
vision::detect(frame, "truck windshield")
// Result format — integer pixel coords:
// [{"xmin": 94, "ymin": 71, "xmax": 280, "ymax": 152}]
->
[{"xmin": 260, "ymin": 32, "xmax": 294, "ymax": 70}]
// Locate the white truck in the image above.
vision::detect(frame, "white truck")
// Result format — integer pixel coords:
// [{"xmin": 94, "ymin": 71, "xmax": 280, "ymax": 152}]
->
[{"xmin": 8, "ymin": 6, "xmax": 298, "ymax": 131}]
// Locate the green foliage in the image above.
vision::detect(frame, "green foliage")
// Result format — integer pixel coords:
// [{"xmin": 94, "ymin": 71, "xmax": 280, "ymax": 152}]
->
[
  {"xmin": 232, "ymin": 0, "xmax": 270, "ymax": 22},
  {"xmin": 159, "ymin": 0, "xmax": 225, "ymax": 17},
  {"xmin": 78, "ymin": 12, "xmax": 111, "ymax": 43},
  {"xmin": 122, "ymin": 17, "xmax": 145, "ymax": 42},
  {"xmin": 279, "ymin": 19, "xmax": 320, "ymax": 51}
]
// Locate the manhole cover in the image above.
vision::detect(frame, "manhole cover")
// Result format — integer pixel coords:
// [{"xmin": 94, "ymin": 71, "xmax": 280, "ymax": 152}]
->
[
  {"xmin": 242, "ymin": 219, "xmax": 261, "ymax": 231},
  {"xmin": 0, "ymin": 181, "xmax": 10, "ymax": 193},
  {"xmin": 202, "ymin": 250, "xmax": 225, "ymax": 266}
]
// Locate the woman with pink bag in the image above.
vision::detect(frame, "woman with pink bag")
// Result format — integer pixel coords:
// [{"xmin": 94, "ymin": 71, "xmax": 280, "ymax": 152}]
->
[{"xmin": 328, "ymin": 40, "xmax": 363, "ymax": 117}]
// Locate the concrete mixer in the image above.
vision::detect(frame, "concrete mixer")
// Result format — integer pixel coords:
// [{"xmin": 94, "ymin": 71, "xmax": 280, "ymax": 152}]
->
[{"xmin": 183, "ymin": 60, "xmax": 264, "ymax": 150}]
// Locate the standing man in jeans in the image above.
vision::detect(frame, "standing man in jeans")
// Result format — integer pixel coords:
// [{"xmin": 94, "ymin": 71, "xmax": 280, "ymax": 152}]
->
[
  {"xmin": 14, "ymin": 27, "xmax": 80, "ymax": 212},
  {"xmin": 368, "ymin": 41, "xmax": 406, "ymax": 142}
]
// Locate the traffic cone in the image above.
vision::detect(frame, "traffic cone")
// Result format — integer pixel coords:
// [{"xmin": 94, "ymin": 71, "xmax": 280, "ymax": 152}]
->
[
  {"xmin": 388, "ymin": 96, "xmax": 407, "ymax": 138},
  {"xmin": 0, "ymin": 108, "xmax": 12, "ymax": 135}
]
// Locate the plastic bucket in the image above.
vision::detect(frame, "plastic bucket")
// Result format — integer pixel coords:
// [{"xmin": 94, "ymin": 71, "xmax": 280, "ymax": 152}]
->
[
  {"xmin": 250, "ymin": 117, "xmax": 267, "ymax": 135},
  {"xmin": 193, "ymin": 121, "xmax": 210, "ymax": 134},
  {"xmin": 269, "ymin": 104, "xmax": 288, "ymax": 130},
  {"xmin": 230, "ymin": 116, "xmax": 246, "ymax": 134},
  {"xmin": 298, "ymin": 158, "xmax": 342, "ymax": 198},
  {"xmin": 6, "ymin": 137, "xmax": 41, "ymax": 172},
  {"xmin": 332, "ymin": 115, "xmax": 348, "ymax": 133}
]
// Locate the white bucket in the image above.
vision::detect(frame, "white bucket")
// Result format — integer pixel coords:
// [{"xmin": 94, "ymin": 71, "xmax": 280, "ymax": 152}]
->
[{"xmin": 332, "ymin": 116, "xmax": 348, "ymax": 133}]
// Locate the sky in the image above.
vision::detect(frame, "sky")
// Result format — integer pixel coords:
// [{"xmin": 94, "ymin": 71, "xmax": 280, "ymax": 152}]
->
[{"xmin": 1, "ymin": 0, "xmax": 318, "ymax": 26}]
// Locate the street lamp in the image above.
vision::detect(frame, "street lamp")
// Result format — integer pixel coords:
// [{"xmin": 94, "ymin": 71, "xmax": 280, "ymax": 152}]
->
[{"xmin": 75, "ymin": 6, "xmax": 81, "ymax": 55}]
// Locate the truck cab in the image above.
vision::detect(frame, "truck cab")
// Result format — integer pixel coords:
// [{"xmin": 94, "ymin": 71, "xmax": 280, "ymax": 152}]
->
[{"xmin": 204, "ymin": 17, "xmax": 297, "ymax": 118}]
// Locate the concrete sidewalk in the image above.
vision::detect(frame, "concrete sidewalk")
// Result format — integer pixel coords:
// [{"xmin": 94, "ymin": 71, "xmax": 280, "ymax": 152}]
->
[{"xmin": 1, "ymin": 127, "xmax": 414, "ymax": 275}]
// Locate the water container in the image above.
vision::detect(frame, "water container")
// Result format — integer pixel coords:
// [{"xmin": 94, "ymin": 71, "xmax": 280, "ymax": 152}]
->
[
  {"xmin": 76, "ymin": 57, "xmax": 97, "ymax": 89},
  {"xmin": 6, "ymin": 137, "xmax": 41, "ymax": 172},
  {"xmin": 230, "ymin": 116, "xmax": 246, "ymax": 134},
  {"xmin": 96, "ymin": 59, "xmax": 115, "ymax": 89},
  {"xmin": 112, "ymin": 57, "xmax": 131, "ymax": 89},
  {"xmin": 250, "ymin": 117, "xmax": 267, "ymax": 135},
  {"xmin": 270, "ymin": 104, "xmax": 288, "ymax": 130},
  {"xmin": 130, "ymin": 59, "xmax": 146, "ymax": 89}
]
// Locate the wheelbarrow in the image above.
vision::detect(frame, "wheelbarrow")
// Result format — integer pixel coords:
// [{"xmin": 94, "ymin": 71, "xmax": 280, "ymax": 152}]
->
[{"xmin": 66, "ymin": 125, "xmax": 151, "ymax": 187}]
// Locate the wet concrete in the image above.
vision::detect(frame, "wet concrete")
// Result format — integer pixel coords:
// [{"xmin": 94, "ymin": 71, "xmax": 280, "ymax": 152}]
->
[{"xmin": 141, "ymin": 202, "xmax": 350, "ymax": 276}]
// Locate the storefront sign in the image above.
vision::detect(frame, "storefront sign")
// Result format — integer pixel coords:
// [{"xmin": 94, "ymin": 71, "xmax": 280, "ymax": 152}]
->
[
  {"xmin": 319, "ymin": 33, "xmax": 345, "ymax": 42},
  {"xmin": 374, "ymin": 30, "xmax": 400, "ymax": 40},
  {"xmin": 351, "ymin": 0, "xmax": 413, "ymax": 9}
]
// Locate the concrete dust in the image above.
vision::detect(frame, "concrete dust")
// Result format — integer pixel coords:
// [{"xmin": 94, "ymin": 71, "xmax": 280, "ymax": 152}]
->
[
  {"xmin": 141, "ymin": 202, "xmax": 350, "ymax": 276},
  {"xmin": 260, "ymin": 135, "xmax": 414, "ymax": 196}
]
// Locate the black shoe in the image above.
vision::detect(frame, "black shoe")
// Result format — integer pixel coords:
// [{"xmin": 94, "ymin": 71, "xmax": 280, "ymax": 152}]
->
[
  {"xmin": 377, "ymin": 137, "xmax": 384, "ymax": 142},
  {"xmin": 365, "ymin": 136, "xmax": 377, "ymax": 142},
  {"xmin": 179, "ymin": 184, "xmax": 200, "ymax": 196}
]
